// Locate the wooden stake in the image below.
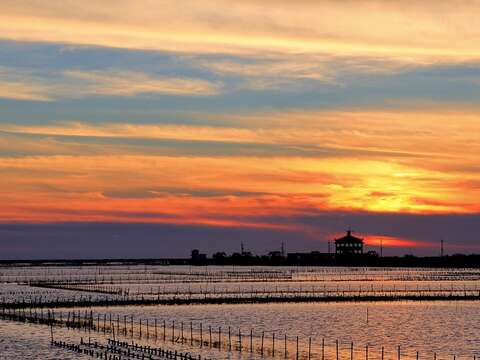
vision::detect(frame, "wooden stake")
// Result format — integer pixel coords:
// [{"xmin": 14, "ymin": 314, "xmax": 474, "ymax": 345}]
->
[{"xmin": 308, "ymin": 337, "xmax": 312, "ymax": 360}]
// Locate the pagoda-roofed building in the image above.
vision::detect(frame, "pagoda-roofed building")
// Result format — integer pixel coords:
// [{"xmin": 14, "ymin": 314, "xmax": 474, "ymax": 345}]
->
[{"xmin": 335, "ymin": 230, "xmax": 364, "ymax": 255}]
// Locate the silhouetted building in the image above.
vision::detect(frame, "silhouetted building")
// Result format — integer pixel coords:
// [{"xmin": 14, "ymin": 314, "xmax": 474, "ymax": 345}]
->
[
  {"xmin": 287, "ymin": 251, "xmax": 333, "ymax": 265},
  {"xmin": 366, "ymin": 250, "xmax": 379, "ymax": 257},
  {"xmin": 191, "ymin": 249, "xmax": 207, "ymax": 264},
  {"xmin": 212, "ymin": 252, "xmax": 227, "ymax": 261},
  {"xmin": 268, "ymin": 251, "xmax": 284, "ymax": 259},
  {"xmin": 335, "ymin": 230, "xmax": 363, "ymax": 255}
]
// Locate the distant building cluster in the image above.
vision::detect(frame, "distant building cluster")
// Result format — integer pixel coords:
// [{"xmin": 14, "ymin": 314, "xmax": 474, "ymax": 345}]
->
[{"xmin": 190, "ymin": 230, "xmax": 380, "ymax": 266}]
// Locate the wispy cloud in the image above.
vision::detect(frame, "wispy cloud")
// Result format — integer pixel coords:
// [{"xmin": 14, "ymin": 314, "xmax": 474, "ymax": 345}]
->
[
  {"xmin": 1, "ymin": 1, "xmax": 480, "ymax": 66},
  {"xmin": 0, "ymin": 80, "xmax": 52, "ymax": 101},
  {"xmin": 364, "ymin": 234, "xmax": 435, "ymax": 248},
  {"xmin": 2, "ymin": 108, "xmax": 480, "ymax": 163},
  {"xmin": 189, "ymin": 54, "xmax": 425, "ymax": 91},
  {"xmin": 0, "ymin": 67, "xmax": 52, "ymax": 101},
  {"xmin": 63, "ymin": 69, "xmax": 222, "ymax": 97},
  {"xmin": 2, "ymin": 108, "xmax": 480, "ymax": 216},
  {"xmin": 0, "ymin": 122, "xmax": 263, "ymax": 144},
  {"xmin": 192, "ymin": 58, "xmax": 336, "ymax": 90},
  {"xmin": 0, "ymin": 66, "xmax": 222, "ymax": 101}
]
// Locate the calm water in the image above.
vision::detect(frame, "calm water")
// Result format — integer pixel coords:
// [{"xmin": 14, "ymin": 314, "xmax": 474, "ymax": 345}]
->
[
  {"xmin": 0, "ymin": 320, "xmax": 92, "ymax": 360},
  {"xmin": 1, "ymin": 266, "xmax": 479, "ymax": 359},
  {"xmin": 74, "ymin": 301, "xmax": 480, "ymax": 358}
]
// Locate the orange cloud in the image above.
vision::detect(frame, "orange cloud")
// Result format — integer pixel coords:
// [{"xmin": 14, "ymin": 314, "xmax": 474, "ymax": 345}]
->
[
  {"xmin": 0, "ymin": 122, "xmax": 265, "ymax": 144},
  {"xmin": 365, "ymin": 235, "xmax": 434, "ymax": 248},
  {"xmin": 1, "ymin": 108, "xmax": 480, "ymax": 224},
  {"xmin": 0, "ymin": 66, "xmax": 221, "ymax": 101},
  {"xmin": 0, "ymin": 152, "xmax": 477, "ymax": 226},
  {"xmin": 0, "ymin": 80, "xmax": 53, "ymax": 101},
  {"xmin": 1, "ymin": 1, "xmax": 480, "ymax": 65},
  {"xmin": 63, "ymin": 69, "xmax": 222, "ymax": 97},
  {"xmin": 0, "ymin": 188, "xmax": 310, "ymax": 230},
  {"xmin": 3, "ymin": 108, "xmax": 480, "ymax": 158}
]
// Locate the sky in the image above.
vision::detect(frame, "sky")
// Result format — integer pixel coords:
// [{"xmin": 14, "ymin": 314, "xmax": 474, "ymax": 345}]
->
[{"xmin": 1, "ymin": 0, "xmax": 480, "ymax": 259}]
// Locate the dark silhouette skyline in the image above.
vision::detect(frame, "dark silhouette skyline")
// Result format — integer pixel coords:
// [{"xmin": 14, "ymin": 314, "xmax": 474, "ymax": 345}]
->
[{"xmin": 1, "ymin": 212, "xmax": 479, "ymax": 260}]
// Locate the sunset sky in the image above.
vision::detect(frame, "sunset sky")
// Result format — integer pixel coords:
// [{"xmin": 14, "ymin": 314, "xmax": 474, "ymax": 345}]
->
[{"xmin": 1, "ymin": 1, "xmax": 480, "ymax": 259}]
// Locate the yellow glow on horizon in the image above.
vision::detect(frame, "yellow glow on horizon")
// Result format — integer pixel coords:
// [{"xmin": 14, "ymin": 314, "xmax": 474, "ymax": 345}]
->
[{"xmin": 1, "ymin": 107, "xmax": 480, "ymax": 225}]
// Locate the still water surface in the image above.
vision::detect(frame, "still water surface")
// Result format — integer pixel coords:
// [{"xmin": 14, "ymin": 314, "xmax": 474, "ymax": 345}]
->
[{"xmin": 1, "ymin": 266, "xmax": 479, "ymax": 359}]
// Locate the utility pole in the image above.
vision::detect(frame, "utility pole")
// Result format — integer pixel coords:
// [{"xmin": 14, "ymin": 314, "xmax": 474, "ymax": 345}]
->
[
  {"xmin": 281, "ymin": 242, "xmax": 285, "ymax": 257},
  {"xmin": 241, "ymin": 242, "xmax": 245, "ymax": 255},
  {"xmin": 328, "ymin": 241, "xmax": 331, "ymax": 255}
]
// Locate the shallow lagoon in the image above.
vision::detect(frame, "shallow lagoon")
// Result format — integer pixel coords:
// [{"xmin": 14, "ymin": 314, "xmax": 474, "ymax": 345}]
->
[{"xmin": 1, "ymin": 266, "xmax": 479, "ymax": 359}]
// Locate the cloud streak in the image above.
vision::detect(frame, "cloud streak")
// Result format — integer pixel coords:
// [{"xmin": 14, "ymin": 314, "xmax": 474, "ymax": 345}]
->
[
  {"xmin": 1, "ymin": 107, "xmax": 479, "ymax": 218},
  {"xmin": 63, "ymin": 69, "xmax": 221, "ymax": 97},
  {"xmin": 0, "ymin": 66, "xmax": 221, "ymax": 101},
  {"xmin": 0, "ymin": 80, "xmax": 52, "ymax": 101},
  {"xmin": 2, "ymin": 1, "xmax": 480, "ymax": 66},
  {"xmin": 0, "ymin": 67, "xmax": 53, "ymax": 101}
]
